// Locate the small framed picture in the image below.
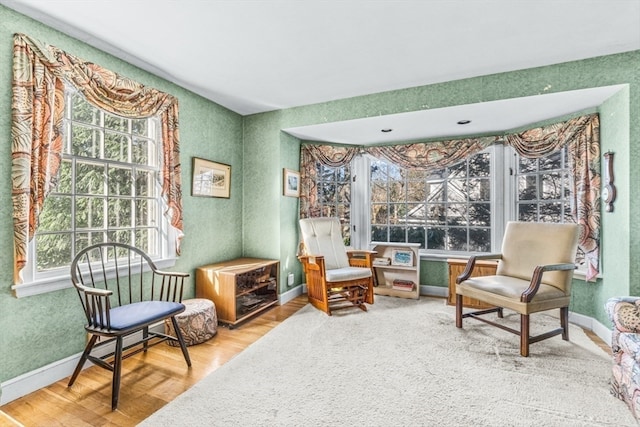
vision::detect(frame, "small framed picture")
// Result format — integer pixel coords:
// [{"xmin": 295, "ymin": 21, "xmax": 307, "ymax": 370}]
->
[
  {"xmin": 391, "ymin": 249, "xmax": 414, "ymax": 267},
  {"xmin": 283, "ymin": 168, "xmax": 300, "ymax": 197},
  {"xmin": 192, "ymin": 157, "xmax": 231, "ymax": 198}
]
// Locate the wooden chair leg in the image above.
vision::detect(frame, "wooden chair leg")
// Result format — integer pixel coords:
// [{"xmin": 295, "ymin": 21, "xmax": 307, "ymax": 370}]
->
[
  {"xmin": 143, "ymin": 326, "xmax": 149, "ymax": 352},
  {"xmin": 170, "ymin": 317, "xmax": 192, "ymax": 367},
  {"xmin": 520, "ymin": 314, "xmax": 530, "ymax": 357},
  {"xmin": 68, "ymin": 334, "xmax": 98, "ymax": 387},
  {"xmin": 112, "ymin": 337, "xmax": 124, "ymax": 410},
  {"xmin": 560, "ymin": 306, "xmax": 569, "ymax": 341},
  {"xmin": 455, "ymin": 294, "xmax": 463, "ymax": 328}
]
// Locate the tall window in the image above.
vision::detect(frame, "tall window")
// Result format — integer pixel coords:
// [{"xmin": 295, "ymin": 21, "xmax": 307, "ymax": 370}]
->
[
  {"xmin": 31, "ymin": 89, "xmax": 165, "ymax": 275},
  {"xmin": 515, "ymin": 146, "xmax": 582, "ymax": 263},
  {"xmin": 315, "ymin": 163, "xmax": 352, "ymax": 244},
  {"xmin": 370, "ymin": 150, "xmax": 491, "ymax": 252}
]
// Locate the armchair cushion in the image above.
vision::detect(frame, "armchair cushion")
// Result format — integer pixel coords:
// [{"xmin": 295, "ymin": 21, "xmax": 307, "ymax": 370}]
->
[{"xmin": 325, "ymin": 266, "xmax": 372, "ymax": 282}]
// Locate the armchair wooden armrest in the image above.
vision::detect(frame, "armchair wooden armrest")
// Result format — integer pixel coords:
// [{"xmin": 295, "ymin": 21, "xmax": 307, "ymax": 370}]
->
[
  {"xmin": 346, "ymin": 249, "xmax": 376, "ymax": 268},
  {"xmin": 456, "ymin": 254, "xmax": 502, "ymax": 284},
  {"xmin": 521, "ymin": 262, "xmax": 577, "ymax": 302}
]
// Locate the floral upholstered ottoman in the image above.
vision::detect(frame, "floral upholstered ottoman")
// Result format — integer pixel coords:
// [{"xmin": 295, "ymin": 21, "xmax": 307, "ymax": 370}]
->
[{"xmin": 165, "ymin": 298, "xmax": 218, "ymax": 346}]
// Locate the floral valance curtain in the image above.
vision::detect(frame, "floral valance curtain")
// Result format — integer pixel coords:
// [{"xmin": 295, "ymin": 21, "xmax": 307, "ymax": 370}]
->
[
  {"xmin": 300, "ymin": 114, "xmax": 600, "ymax": 281},
  {"xmin": 11, "ymin": 33, "xmax": 184, "ymax": 286}
]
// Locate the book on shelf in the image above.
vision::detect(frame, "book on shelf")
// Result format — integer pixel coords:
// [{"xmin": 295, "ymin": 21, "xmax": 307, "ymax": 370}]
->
[
  {"xmin": 392, "ymin": 279, "xmax": 415, "ymax": 291},
  {"xmin": 373, "ymin": 257, "xmax": 391, "ymax": 266}
]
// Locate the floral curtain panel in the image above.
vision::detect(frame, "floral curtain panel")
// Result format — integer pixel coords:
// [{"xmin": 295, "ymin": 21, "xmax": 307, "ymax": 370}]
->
[
  {"xmin": 300, "ymin": 114, "xmax": 601, "ymax": 281},
  {"xmin": 11, "ymin": 33, "xmax": 184, "ymax": 286}
]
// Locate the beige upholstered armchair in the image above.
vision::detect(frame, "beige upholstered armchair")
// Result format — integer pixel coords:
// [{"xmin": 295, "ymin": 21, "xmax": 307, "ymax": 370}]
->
[
  {"xmin": 455, "ymin": 221, "xmax": 580, "ymax": 356},
  {"xmin": 298, "ymin": 217, "xmax": 375, "ymax": 315}
]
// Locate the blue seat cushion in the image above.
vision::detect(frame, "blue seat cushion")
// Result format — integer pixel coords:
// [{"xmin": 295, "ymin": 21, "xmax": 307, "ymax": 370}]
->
[{"xmin": 107, "ymin": 301, "xmax": 185, "ymax": 330}]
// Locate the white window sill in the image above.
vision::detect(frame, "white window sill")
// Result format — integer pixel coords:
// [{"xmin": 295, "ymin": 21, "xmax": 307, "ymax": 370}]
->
[{"xmin": 11, "ymin": 257, "xmax": 178, "ymax": 298}]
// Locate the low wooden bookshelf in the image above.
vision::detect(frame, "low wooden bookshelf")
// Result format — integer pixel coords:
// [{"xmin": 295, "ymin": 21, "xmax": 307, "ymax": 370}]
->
[
  {"xmin": 196, "ymin": 258, "xmax": 279, "ymax": 328},
  {"xmin": 371, "ymin": 243, "xmax": 421, "ymax": 299}
]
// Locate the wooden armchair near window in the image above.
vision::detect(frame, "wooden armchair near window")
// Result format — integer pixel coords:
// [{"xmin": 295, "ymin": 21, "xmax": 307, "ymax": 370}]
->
[
  {"xmin": 455, "ymin": 221, "xmax": 579, "ymax": 357},
  {"xmin": 298, "ymin": 217, "xmax": 375, "ymax": 315},
  {"xmin": 67, "ymin": 242, "xmax": 191, "ymax": 410}
]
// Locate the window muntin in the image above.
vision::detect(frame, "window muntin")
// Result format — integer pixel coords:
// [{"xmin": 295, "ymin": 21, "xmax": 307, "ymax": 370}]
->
[{"xmin": 31, "ymin": 89, "xmax": 164, "ymax": 276}]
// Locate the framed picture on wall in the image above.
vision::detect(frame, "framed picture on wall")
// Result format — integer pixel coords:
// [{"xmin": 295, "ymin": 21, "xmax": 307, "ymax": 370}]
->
[
  {"xmin": 283, "ymin": 168, "xmax": 300, "ymax": 197},
  {"xmin": 192, "ymin": 157, "xmax": 231, "ymax": 198}
]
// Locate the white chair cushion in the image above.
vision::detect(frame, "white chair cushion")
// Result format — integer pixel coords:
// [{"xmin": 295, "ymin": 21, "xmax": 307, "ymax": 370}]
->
[
  {"xmin": 325, "ymin": 266, "xmax": 372, "ymax": 282},
  {"xmin": 299, "ymin": 218, "xmax": 350, "ymax": 270}
]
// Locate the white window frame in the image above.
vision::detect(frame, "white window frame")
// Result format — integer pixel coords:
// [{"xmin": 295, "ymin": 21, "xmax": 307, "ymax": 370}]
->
[
  {"xmin": 350, "ymin": 144, "xmax": 587, "ymax": 276},
  {"xmin": 13, "ymin": 88, "xmax": 177, "ymax": 298}
]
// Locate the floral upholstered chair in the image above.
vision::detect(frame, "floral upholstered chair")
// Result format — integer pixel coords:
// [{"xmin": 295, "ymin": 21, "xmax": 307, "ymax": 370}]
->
[{"xmin": 605, "ymin": 297, "xmax": 640, "ymax": 419}]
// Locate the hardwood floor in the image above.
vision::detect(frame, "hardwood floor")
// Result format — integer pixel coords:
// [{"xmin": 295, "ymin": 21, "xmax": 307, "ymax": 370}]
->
[
  {"xmin": 0, "ymin": 295, "xmax": 612, "ymax": 426},
  {"xmin": 0, "ymin": 296, "xmax": 308, "ymax": 427}
]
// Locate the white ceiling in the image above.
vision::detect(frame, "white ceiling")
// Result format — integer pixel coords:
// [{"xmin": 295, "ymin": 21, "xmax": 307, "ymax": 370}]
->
[{"xmin": 2, "ymin": 0, "xmax": 639, "ymax": 144}]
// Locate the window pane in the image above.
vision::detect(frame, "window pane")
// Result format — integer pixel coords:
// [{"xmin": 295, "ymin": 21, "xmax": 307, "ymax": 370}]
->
[
  {"xmin": 108, "ymin": 199, "xmax": 133, "ymax": 227},
  {"xmin": 76, "ymin": 232, "xmax": 106, "ymax": 255},
  {"xmin": 539, "ymin": 151, "xmax": 562, "ymax": 170},
  {"xmin": 135, "ymin": 170, "xmax": 156, "ymax": 197},
  {"xmin": 39, "ymin": 196, "xmax": 72, "ymax": 232},
  {"xmin": 36, "ymin": 233, "xmax": 72, "ymax": 271},
  {"xmin": 407, "ymin": 227, "xmax": 425, "ymax": 249},
  {"xmin": 468, "ymin": 178, "xmax": 490, "ymax": 201},
  {"xmin": 389, "ymin": 226, "xmax": 405, "ymax": 243},
  {"xmin": 104, "ymin": 132, "xmax": 130, "ymax": 162},
  {"xmin": 540, "ymin": 202, "xmax": 562, "ymax": 222},
  {"xmin": 469, "ymin": 203, "xmax": 491, "ymax": 226},
  {"xmin": 57, "ymin": 159, "xmax": 73, "ymax": 194},
  {"xmin": 448, "ymin": 228, "xmax": 468, "ymax": 251},
  {"xmin": 71, "ymin": 93, "xmax": 100, "ymax": 125},
  {"xmin": 469, "ymin": 228, "xmax": 491, "ymax": 252},
  {"xmin": 447, "ymin": 204, "xmax": 467, "ymax": 225},
  {"xmin": 136, "ymin": 199, "xmax": 158, "ymax": 226},
  {"xmin": 132, "ymin": 137, "xmax": 152, "ymax": 165},
  {"xmin": 407, "ymin": 180, "xmax": 425, "ymax": 201},
  {"xmin": 427, "ymin": 228, "xmax": 446, "ymax": 250},
  {"xmin": 371, "ymin": 226, "xmax": 387, "ymax": 242},
  {"xmin": 541, "ymin": 172, "xmax": 562, "ymax": 200},
  {"xmin": 107, "ymin": 230, "xmax": 132, "ymax": 245},
  {"xmin": 108, "ymin": 167, "xmax": 133, "ymax": 196},
  {"xmin": 518, "ymin": 203, "xmax": 537, "ymax": 221},
  {"xmin": 132, "ymin": 119, "xmax": 148, "ymax": 136},
  {"xmin": 76, "ymin": 197, "xmax": 105, "ymax": 229},
  {"xmin": 518, "ymin": 175, "xmax": 537, "ymax": 200},
  {"xmin": 135, "ymin": 228, "xmax": 158, "ymax": 256},
  {"xmin": 76, "ymin": 162, "xmax": 106, "ymax": 195},
  {"xmin": 72, "ymin": 125, "xmax": 101, "ymax": 158},
  {"xmin": 372, "ymin": 204, "xmax": 388, "ymax": 224},
  {"xmin": 519, "ymin": 157, "xmax": 537, "ymax": 173},
  {"xmin": 469, "ymin": 153, "xmax": 490, "ymax": 177},
  {"xmin": 447, "ymin": 179, "xmax": 466, "ymax": 202},
  {"xmin": 104, "ymin": 113, "xmax": 127, "ymax": 132},
  {"xmin": 427, "ymin": 181, "xmax": 445, "ymax": 202}
]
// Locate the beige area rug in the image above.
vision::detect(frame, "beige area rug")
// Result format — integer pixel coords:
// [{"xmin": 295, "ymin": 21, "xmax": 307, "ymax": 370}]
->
[{"xmin": 140, "ymin": 297, "xmax": 637, "ymax": 426}]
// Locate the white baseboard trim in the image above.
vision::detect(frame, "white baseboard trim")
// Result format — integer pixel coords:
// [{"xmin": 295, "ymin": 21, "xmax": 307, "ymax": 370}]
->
[
  {"xmin": 420, "ymin": 285, "xmax": 448, "ymax": 298},
  {"xmin": 0, "ymin": 289, "xmax": 612, "ymax": 406},
  {"xmin": 0, "ymin": 324, "xmax": 165, "ymax": 406},
  {"xmin": 279, "ymin": 285, "xmax": 303, "ymax": 305}
]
